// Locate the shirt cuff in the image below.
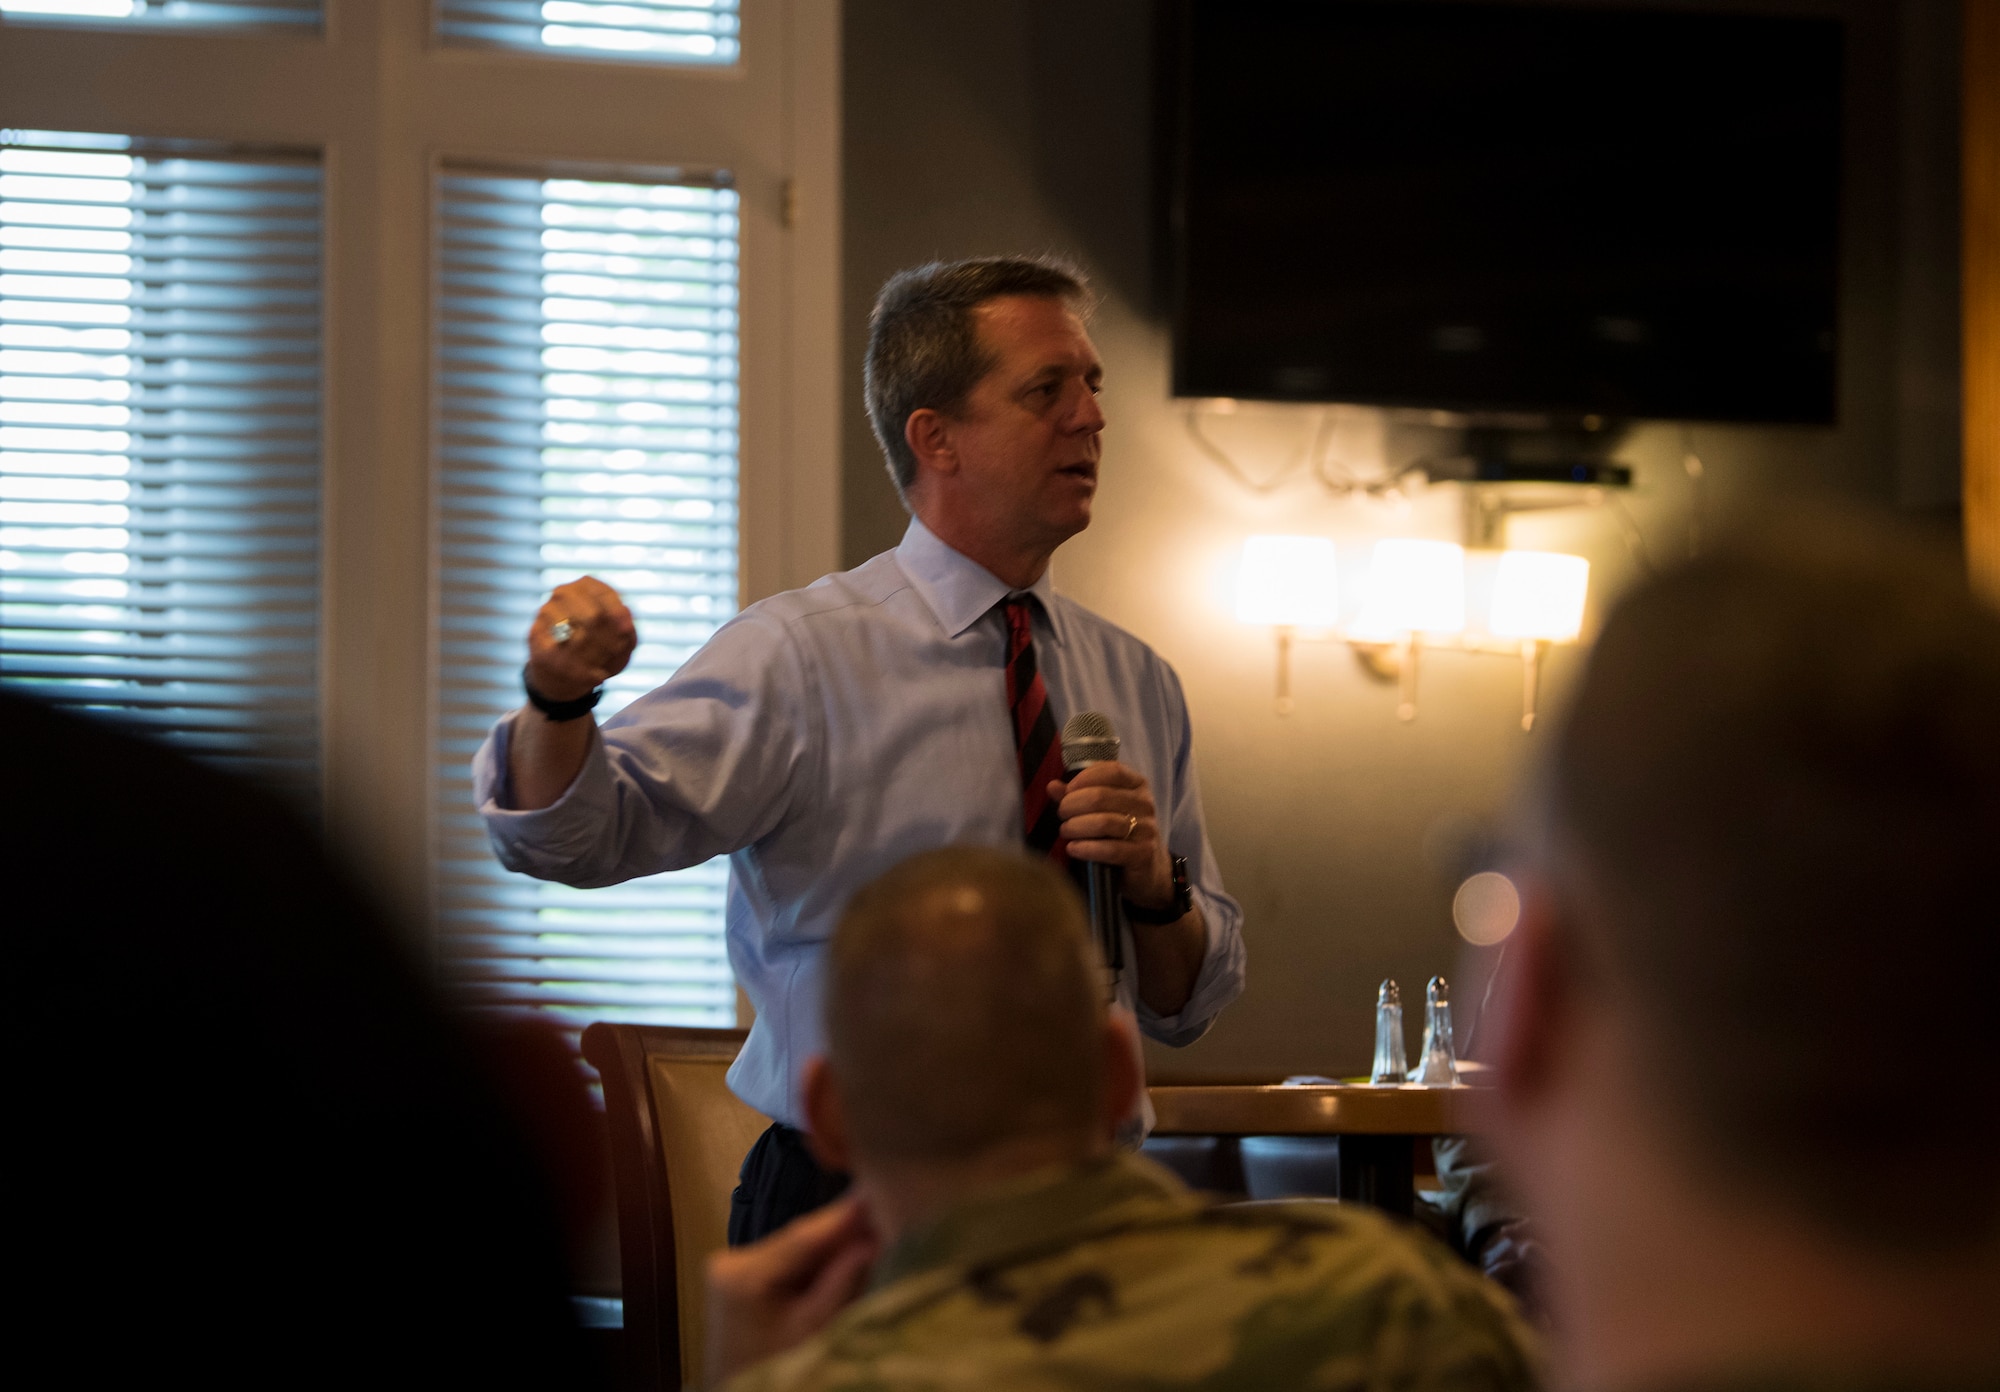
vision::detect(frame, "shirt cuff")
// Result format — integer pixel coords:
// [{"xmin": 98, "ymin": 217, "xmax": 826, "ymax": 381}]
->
[
  {"xmin": 471, "ymin": 709, "xmax": 617, "ymax": 878},
  {"xmin": 1134, "ymin": 888, "xmax": 1246, "ymax": 1046}
]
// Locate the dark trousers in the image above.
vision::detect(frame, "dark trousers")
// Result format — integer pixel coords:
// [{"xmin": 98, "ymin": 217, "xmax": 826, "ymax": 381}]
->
[{"xmin": 726, "ymin": 1121, "xmax": 851, "ymax": 1246}]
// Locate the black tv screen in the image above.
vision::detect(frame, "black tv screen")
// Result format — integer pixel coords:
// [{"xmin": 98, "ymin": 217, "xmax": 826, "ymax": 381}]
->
[{"xmin": 1169, "ymin": 0, "xmax": 1844, "ymax": 424}]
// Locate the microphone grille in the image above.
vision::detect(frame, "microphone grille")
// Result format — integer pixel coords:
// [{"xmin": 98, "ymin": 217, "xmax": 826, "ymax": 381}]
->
[{"xmin": 1061, "ymin": 710, "xmax": 1120, "ymax": 766}]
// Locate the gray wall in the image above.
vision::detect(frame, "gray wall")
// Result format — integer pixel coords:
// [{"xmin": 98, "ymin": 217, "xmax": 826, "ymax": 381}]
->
[{"xmin": 840, "ymin": 0, "xmax": 1962, "ymax": 1080}]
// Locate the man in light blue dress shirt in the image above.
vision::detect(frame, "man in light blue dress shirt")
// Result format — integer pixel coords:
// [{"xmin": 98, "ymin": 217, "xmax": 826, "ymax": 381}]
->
[{"xmin": 474, "ymin": 257, "xmax": 1246, "ymax": 1242}]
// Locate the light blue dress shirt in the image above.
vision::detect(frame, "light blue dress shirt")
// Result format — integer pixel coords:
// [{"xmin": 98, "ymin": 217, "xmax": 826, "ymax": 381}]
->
[{"xmin": 474, "ymin": 518, "xmax": 1247, "ymax": 1125}]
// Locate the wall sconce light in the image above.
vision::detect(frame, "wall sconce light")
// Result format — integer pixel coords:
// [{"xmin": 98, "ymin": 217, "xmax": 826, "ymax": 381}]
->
[
  {"xmin": 1350, "ymin": 540, "xmax": 1467, "ymax": 721},
  {"xmin": 1236, "ymin": 535, "xmax": 1339, "ymax": 714},
  {"xmin": 1490, "ymin": 550, "xmax": 1590, "ymax": 730},
  {"xmin": 1232, "ymin": 537, "xmax": 1590, "ymax": 728}
]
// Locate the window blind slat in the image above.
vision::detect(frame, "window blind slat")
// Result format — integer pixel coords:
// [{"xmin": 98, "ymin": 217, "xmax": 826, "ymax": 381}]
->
[
  {"xmin": 437, "ymin": 164, "xmax": 740, "ymax": 1044},
  {"xmin": 0, "ymin": 131, "xmax": 321, "ymax": 802},
  {"xmin": 437, "ymin": 0, "xmax": 740, "ymax": 65},
  {"xmin": 0, "ymin": 1, "xmax": 318, "ymax": 30}
]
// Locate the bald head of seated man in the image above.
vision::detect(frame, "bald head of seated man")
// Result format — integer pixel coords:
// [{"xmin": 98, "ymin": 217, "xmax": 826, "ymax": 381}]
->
[
  {"xmin": 1486, "ymin": 514, "xmax": 2000, "ymax": 1392},
  {"xmin": 706, "ymin": 845, "xmax": 1540, "ymax": 1392}
]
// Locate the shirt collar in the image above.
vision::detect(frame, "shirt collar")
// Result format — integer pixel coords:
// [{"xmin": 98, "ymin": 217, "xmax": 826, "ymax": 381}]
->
[
  {"xmin": 869, "ymin": 1152, "xmax": 1196, "ymax": 1292},
  {"xmin": 896, "ymin": 516, "xmax": 1064, "ymax": 646}
]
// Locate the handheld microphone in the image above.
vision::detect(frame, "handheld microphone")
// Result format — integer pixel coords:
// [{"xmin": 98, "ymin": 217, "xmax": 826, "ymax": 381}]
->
[{"xmin": 1060, "ymin": 711, "xmax": 1125, "ymax": 984}]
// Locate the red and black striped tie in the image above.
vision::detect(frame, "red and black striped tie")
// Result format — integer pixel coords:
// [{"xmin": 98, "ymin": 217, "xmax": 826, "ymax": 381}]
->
[{"xmin": 1004, "ymin": 597, "xmax": 1067, "ymax": 862}]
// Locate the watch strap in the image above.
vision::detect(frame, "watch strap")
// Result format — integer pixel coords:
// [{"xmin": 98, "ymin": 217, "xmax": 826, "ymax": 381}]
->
[
  {"xmin": 522, "ymin": 666, "xmax": 603, "ymax": 722},
  {"xmin": 1123, "ymin": 853, "xmax": 1192, "ymax": 924}
]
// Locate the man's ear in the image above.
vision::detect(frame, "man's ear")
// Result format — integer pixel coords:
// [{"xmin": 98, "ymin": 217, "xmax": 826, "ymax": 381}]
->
[
  {"xmin": 1098, "ymin": 1009, "xmax": 1144, "ymax": 1139},
  {"xmin": 801, "ymin": 1055, "xmax": 853, "ymax": 1174},
  {"xmin": 903, "ymin": 408, "xmax": 956, "ymax": 484}
]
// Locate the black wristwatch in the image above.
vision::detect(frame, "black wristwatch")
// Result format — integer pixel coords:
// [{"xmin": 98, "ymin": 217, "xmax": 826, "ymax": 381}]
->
[
  {"xmin": 522, "ymin": 666, "xmax": 604, "ymax": 722},
  {"xmin": 1124, "ymin": 854, "xmax": 1192, "ymax": 924}
]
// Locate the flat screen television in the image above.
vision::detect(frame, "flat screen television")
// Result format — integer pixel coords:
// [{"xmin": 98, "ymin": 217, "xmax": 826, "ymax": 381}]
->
[{"xmin": 1168, "ymin": 0, "xmax": 1845, "ymax": 424}]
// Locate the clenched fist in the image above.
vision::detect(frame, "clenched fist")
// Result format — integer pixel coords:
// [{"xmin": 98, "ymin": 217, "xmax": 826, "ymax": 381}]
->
[{"xmin": 525, "ymin": 575, "xmax": 637, "ymax": 703}]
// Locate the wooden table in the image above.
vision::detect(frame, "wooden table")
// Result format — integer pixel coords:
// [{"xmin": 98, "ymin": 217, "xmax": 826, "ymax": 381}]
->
[{"xmin": 1147, "ymin": 1084, "xmax": 1486, "ymax": 1215}]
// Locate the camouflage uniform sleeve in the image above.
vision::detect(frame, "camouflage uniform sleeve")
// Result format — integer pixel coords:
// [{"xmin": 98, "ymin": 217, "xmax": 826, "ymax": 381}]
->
[
  {"xmin": 718, "ymin": 1358, "xmax": 808, "ymax": 1392},
  {"xmin": 715, "ymin": 1265, "xmax": 970, "ymax": 1392},
  {"xmin": 720, "ymin": 1201, "xmax": 1543, "ymax": 1392},
  {"xmin": 1333, "ymin": 1218, "xmax": 1545, "ymax": 1392},
  {"xmin": 1097, "ymin": 1204, "xmax": 1542, "ymax": 1392},
  {"xmin": 715, "ymin": 1344, "xmax": 830, "ymax": 1392}
]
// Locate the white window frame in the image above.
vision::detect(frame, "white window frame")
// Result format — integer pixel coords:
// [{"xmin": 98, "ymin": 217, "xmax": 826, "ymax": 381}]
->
[{"xmin": 0, "ymin": 0, "xmax": 841, "ymax": 935}]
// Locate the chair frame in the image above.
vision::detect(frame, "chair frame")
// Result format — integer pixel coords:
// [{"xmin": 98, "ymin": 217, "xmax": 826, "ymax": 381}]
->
[{"xmin": 583, "ymin": 1022, "xmax": 751, "ymax": 1392}]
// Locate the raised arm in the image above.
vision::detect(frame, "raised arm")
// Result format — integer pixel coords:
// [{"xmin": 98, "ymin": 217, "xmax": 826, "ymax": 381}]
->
[{"xmin": 508, "ymin": 575, "xmax": 637, "ymax": 810}]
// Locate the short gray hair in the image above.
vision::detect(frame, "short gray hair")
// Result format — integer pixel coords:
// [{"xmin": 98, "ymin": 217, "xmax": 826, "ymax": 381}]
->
[
  {"xmin": 863, "ymin": 257, "xmax": 1092, "ymax": 502},
  {"xmin": 825, "ymin": 846, "xmax": 1103, "ymax": 1163}
]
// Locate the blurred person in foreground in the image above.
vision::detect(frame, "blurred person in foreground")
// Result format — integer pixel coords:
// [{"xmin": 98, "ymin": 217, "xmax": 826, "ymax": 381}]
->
[
  {"xmin": 703, "ymin": 846, "xmax": 1539, "ymax": 1392},
  {"xmin": 3, "ymin": 690, "xmax": 599, "ymax": 1391},
  {"xmin": 1485, "ymin": 517, "xmax": 2000, "ymax": 1392}
]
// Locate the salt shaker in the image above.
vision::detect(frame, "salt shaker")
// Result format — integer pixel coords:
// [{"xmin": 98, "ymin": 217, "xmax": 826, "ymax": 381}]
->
[
  {"xmin": 1370, "ymin": 979, "xmax": 1408, "ymax": 1085},
  {"xmin": 1411, "ymin": 975, "xmax": 1459, "ymax": 1087}
]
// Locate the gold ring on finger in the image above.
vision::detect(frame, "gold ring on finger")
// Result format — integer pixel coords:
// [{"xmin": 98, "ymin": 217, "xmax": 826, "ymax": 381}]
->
[
  {"xmin": 1123, "ymin": 814, "xmax": 1138, "ymax": 840},
  {"xmin": 551, "ymin": 619, "xmax": 575, "ymax": 644}
]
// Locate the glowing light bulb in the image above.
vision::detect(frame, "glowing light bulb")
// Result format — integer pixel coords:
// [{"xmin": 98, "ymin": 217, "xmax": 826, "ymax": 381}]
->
[
  {"xmin": 1234, "ymin": 535, "xmax": 1339, "ymax": 628},
  {"xmin": 1352, "ymin": 539, "xmax": 1466, "ymax": 639},
  {"xmin": 1491, "ymin": 550, "xmax": 1589, "ymax": 642}
]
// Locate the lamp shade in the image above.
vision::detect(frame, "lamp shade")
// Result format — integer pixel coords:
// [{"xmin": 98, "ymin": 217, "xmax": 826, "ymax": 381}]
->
[
  {"xmin": 1352, "ymin": 539, "xmax": 1466, "ymax": 638},
  {"xmin": 1235, "ymin": 535, "xmax": 1340, "ymax": 626},
  {"xmin": 1491, "ymin": 550, "xmax": 1590, "ymax": 642}
]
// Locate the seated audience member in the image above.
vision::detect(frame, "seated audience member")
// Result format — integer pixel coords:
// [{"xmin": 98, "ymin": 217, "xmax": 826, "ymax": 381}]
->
[
  {"xmin": 706, "ymin": 846, "xmax": 1540, "ymax": 1392},
  {"xmin": 3, "ymin": 691, "xmax": 600, "ymax": 1391},
  {"xmin": 1487, "ymin": 519, "xmax": 2000, "ymax": 1391}
]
